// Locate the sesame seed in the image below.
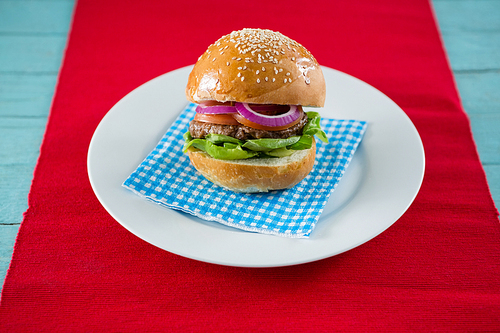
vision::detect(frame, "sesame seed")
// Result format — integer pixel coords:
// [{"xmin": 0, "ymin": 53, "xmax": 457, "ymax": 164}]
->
[
  {"xmin": 286, "ymin": 72, "xmax": 290, "ymax": 76},
  {"xmin": 243, "ymin": 66, "xmax": 247, "ymax": 70},
  {"xmin": 257, "ymin": 78, "xmax": 261, "ymax": 83},
  {"xmin": 256, "ymin": 70, "xmax": 260, "ymax": 74},
  {"xmin": 237, "ymin": 72, "xmax": 241, "ymax": 77},
  {"xmin": 262, "ymin": 67, "xmax": 265, "ymax": 71},
  {"xmin": 284, "ymin": 79, "xmax": 287, "ymax": 83},
  {"xmin": 265, "ymin": 77, "xmax": 268, "ymax": 81},
  {"xmin": 279, "ymin": 68, "xmax": 283, "ymax": 72},
  {"xmin": 241, "ymin": 76, "xmax": 245, "ymax": 81},
  {"xmin": 288, "ymin": 78, "xmax": 292, "ymax": 83},
  {"xmin": 238, "ymin": 67, "xmax": 242, "ymax": 70},
  {"xmin": 227, "ymin": 62, "xmax": 230, "ymax": 66},
  {"xmin": 212, "ymin": 57, "xmax": 216, "ymax": 61},
  {"xmin": 223, "ymin": 29, "xmax": 309, "ymax": 74},
  {"xmin": 272, "ymin": 78, "xmax": 276, "ymax": 82}
]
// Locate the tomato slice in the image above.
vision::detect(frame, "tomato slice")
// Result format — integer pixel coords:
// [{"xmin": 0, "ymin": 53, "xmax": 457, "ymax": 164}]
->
[
  {"xmin": 193, "ymin": 105, "xmax": 304, "ymax": 131},
  {"xmin": 194, "ymin": 113, "xmax": 241, "ymax": 126},
  {"xmin": 232, "ymin": 112, "xmax": 303, "ymax": 131}
]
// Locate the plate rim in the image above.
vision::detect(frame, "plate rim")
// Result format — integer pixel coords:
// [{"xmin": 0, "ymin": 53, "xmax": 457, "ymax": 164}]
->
[{"xmin": 87, "ymin": 65, "xmax": 425, "ymax": 267}]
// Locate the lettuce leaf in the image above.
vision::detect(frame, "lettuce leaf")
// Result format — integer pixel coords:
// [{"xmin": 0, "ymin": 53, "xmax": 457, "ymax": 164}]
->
[
  {"xmin": 304, "ymin": 112, "xmax": 329, "ymax": 143},
  {"xmin": 184, "ymin": 138, "xmax": 258, "ymax": 160},
  {"xmin": 205, "ymin": 134, "xmax": 244, "ymax": 145},
  {"xmin": 288, "ymin": 135, "xmax": 313, "ymax": 150},
  {"xmin": 183, "ymin": 111, "xmax": 329, "ymax": 160},
  {"xmin": 265, "ymin": 147, "xmax": 296, "ymax": 157},
  {"xmin": 242, "ymin": 136, "xmax": 300, "ymax": 151}
]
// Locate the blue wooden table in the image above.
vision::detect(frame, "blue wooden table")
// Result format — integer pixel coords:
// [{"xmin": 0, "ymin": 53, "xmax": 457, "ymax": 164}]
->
[{"xmin": 1, "ymin": 0, "xmax": 499, "ymax": 291}]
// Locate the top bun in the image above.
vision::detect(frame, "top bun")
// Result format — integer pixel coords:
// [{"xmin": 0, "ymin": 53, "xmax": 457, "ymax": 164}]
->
[{"xmin": 186, "ymin": 28, "xmax": 325, "ymax": 107}]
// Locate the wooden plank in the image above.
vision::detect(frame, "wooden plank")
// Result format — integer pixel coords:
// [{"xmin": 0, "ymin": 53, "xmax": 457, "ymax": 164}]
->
[
  {"xmin": 0, "ymin": 0, "xmax": 74, "ymax": 34},
  {"xmin": 454, "ymin": 72, "xmax": 500, "ymax": 115},
  {"xmin": 0, "ymin": 225, "xmax": 21, "ymax": 289},
  {"xmin": 0, "ymin": 117, "xmax": 47, "ymax": 165},
  {"xmin": 433, "ymin": 1, "xmax": 500, "ymax": 71},
  {"xmin": 0, "ymin": 165, "xmax": 33, "ymax": 224},
  {"xmin": 432, "ymin": 0, "xmax": 500, "ymax": 33},
  {"xmin": 0, "ymin": 117, "xmax": 46, "ymax": 226},
  {"xmin": 484, "ymin": 165, "xmax": 500, "ymax": 209},
  {"xmin": 0, "ymin": 36, "xmax": 68, "ymax": 73},
  {"xmin": 469, "ymin": 113, "xmax": 500, "ymax": 165},
  {"xmin": 454, "ymin": 71, "xmax": 500, "ymax": 167},
  {"xmin": 0, "ymin": 0, "xmax": 76, "ymax": 291},
  {"xmin": 433, "ymin": 0, "xmax": 500, "ymax": 212},
  {"xmin": 0, "ymin": 74, "xmax": 58, "ymax": 117},
  {"xmin": 438, "ymin": 32, "xmax": 500, "ymax": 71}
]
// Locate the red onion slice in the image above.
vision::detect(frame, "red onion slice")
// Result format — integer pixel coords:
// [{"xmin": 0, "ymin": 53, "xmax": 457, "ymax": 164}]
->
[
  {"xmin": 235, "ymin": 103, "xmax": 301, "ymax": 127},
  {"xmin": 195, "ymin": 102, "xmax": 237, "ymax": 114}
]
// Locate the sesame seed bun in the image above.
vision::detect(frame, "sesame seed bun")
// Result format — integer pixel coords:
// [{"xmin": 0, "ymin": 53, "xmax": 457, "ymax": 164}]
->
[
  {"xmin": 187, "ymin": 140, "xmax": 316, "ymax": 193},
  {"xmin": 186, "ymin": 28, "xmax": 326, "ymax": 107}
]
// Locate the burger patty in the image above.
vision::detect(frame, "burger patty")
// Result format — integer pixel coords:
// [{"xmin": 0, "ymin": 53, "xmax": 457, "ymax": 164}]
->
[{"xmin": 189, "ymin": 113, "xmax": 309, "ymax": 141}]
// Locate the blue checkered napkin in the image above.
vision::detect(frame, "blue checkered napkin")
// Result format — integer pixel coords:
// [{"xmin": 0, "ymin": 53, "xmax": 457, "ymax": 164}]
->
[{"xmin": 123, "ymin": 103, "xmax": 367, "ymax": 238}]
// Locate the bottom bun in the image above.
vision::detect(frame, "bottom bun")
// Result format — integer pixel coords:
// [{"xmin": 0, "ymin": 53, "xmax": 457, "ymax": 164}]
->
[{"xmin": 187, "ymin": 140, "xmax": 316, "ymax": 193}]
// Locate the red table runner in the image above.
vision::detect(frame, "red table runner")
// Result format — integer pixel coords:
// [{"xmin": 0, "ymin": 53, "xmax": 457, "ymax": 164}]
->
[{"xmin": 1, "ymin": 0, "xmax": 499, "ymax": 331}]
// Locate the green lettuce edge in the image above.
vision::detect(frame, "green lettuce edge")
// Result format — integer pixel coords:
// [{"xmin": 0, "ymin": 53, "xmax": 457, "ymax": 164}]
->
[{"xmin": 183, "ymin": 111, "xmax": 329, "ymax": 160}]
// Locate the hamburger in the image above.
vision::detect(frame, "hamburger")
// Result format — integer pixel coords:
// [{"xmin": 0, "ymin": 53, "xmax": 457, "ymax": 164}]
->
[{"xmin": 183, "ymin": 28, "xmax": 328, "ymax": 193}]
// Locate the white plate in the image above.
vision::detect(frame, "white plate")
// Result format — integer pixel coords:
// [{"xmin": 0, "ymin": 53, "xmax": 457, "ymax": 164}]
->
[{"xmin": 88, "ymin": 66, "xmax": 425, "ymax": 267}]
